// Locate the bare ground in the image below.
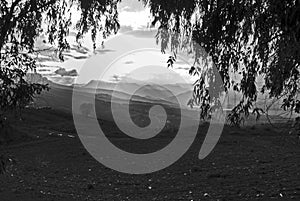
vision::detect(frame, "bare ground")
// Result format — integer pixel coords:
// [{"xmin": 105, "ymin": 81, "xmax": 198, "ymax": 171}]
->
[{"xmin": 0, "ymin": 108, "xmax": 299, "ymax": 201}]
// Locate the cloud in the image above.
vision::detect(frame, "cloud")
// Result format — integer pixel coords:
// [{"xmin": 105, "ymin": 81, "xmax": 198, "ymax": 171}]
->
[
  {"xmin": 70, "ymin": 45, "xmax": 90, "ymax": 54},
  {"xmin": 176, "ymin": 66, "xmax": 190, "ymax": 71},
  {"xmin": 110, "ymin": 74, "xmax": 124, "ymax": 82},
  {"xmin": 118, "ymin": 0, "xmax": 145, "ymax": 12},
  {"xmin": 123, "ymin": 29, "xmax": 157, "ymax": 38},
  {"xmin": 118, "ymin": 6, "xmax": 151, "ymax": 30},
  {"xmin": 64, "ymin": 54, "xmax": 89, "ymax": 60},
  {"xmin": 54, "ymin": 68, "xmax": 78, "ymax": 77},
  {"xmin": 119, "ymin": 25, "xmax": 134, "ymax": 33},
  {"xmin": 93, "ymin": 49, "xmax": 116, "ymax": 55},
  {"xmin": 124, "ymin": 61, "xmax": 134, "ymax": 65}
]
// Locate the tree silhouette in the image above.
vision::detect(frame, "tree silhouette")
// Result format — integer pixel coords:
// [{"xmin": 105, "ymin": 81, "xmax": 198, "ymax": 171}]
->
[
  {"xmin": 0, "ymin": 0, "xmax": 120, "ymax": 120},
  {"xmin": 143, "ymin": 0, "xmax": 300, "ymax": 124},
  {"xmin": 1, "ymin": 0, "xmax": 299, "ymax": 127}
]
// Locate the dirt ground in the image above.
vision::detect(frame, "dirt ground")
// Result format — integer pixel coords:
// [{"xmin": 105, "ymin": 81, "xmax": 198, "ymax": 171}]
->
[{"xmin": 0, "ymin": 108, "xmax": 299, "ymax": 201}]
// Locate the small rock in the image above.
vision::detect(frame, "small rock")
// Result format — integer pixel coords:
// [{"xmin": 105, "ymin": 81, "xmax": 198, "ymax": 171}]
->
[
  {"xmin": 27, "ymin": 187, "xmax": 34, "ymax": 191},
  {"xmin": 87, "ymin": 184, "xmax": 94, "ymax": 190},
  {"xmin": 12, "ymin": 188, "xmax": 19, "ymax": 194}
]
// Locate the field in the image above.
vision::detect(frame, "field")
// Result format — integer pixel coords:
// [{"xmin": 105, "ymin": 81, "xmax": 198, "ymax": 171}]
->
[{"xmin": 0, "ymin": 83, "xmax": 299, "ymax": 201}]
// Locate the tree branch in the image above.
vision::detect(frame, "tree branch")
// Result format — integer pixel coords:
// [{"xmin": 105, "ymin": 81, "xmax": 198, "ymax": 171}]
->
[
  {"xmin": 0, "ymin": 0, "xmax": 57, "ymax": 51},
  {"xmin": 0, "ymin": 0, "xmax": 23, "ymax": 50}
]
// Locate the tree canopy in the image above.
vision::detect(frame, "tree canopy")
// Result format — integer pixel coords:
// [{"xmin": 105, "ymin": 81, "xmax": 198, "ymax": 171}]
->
[
  {"xmin": 0, "ymin": 0, "xmax": 120, "ymax": 116},
  {"xmin": 0, "ymin": 0, "xmax": 299, "ymax": 125},
  {"xmin": 143, "ymin": 0, "xmax": 300, "ymax": 124}
]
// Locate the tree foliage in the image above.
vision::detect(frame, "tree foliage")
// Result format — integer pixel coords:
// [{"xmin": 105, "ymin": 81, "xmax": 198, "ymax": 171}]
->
[
  {"xmin": 143, "ymin": 0, "xmax": 300, "ymax": 123},
  {"xmin": 1, "ymin": 0, "xmax": 299, "ymax": 127},
  {"xmin": 0, "ymin": 0, "xmax": 121, "ymax": 119},
  {"xmin": 0, "ymin": 53, "xmax": 48, "ymax": 113}
]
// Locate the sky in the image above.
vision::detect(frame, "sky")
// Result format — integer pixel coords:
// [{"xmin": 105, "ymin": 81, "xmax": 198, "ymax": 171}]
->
[
  {"xmin": 33, "ymin": 0, "xmax": 292, "ymax": 116},
  {"xmin": 35, "ymin": 0, "xmax": 197, "ymax": 86}
]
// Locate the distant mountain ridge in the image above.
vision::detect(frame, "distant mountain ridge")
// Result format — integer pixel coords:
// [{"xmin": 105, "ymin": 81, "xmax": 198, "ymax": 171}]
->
[
  {"xmin": 82, "ymin": 79, "xmax": 193, "ymax": 106},
  {"xmin": 26, "ymin": 73, "xmax": 195, "ymax": 109}
]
